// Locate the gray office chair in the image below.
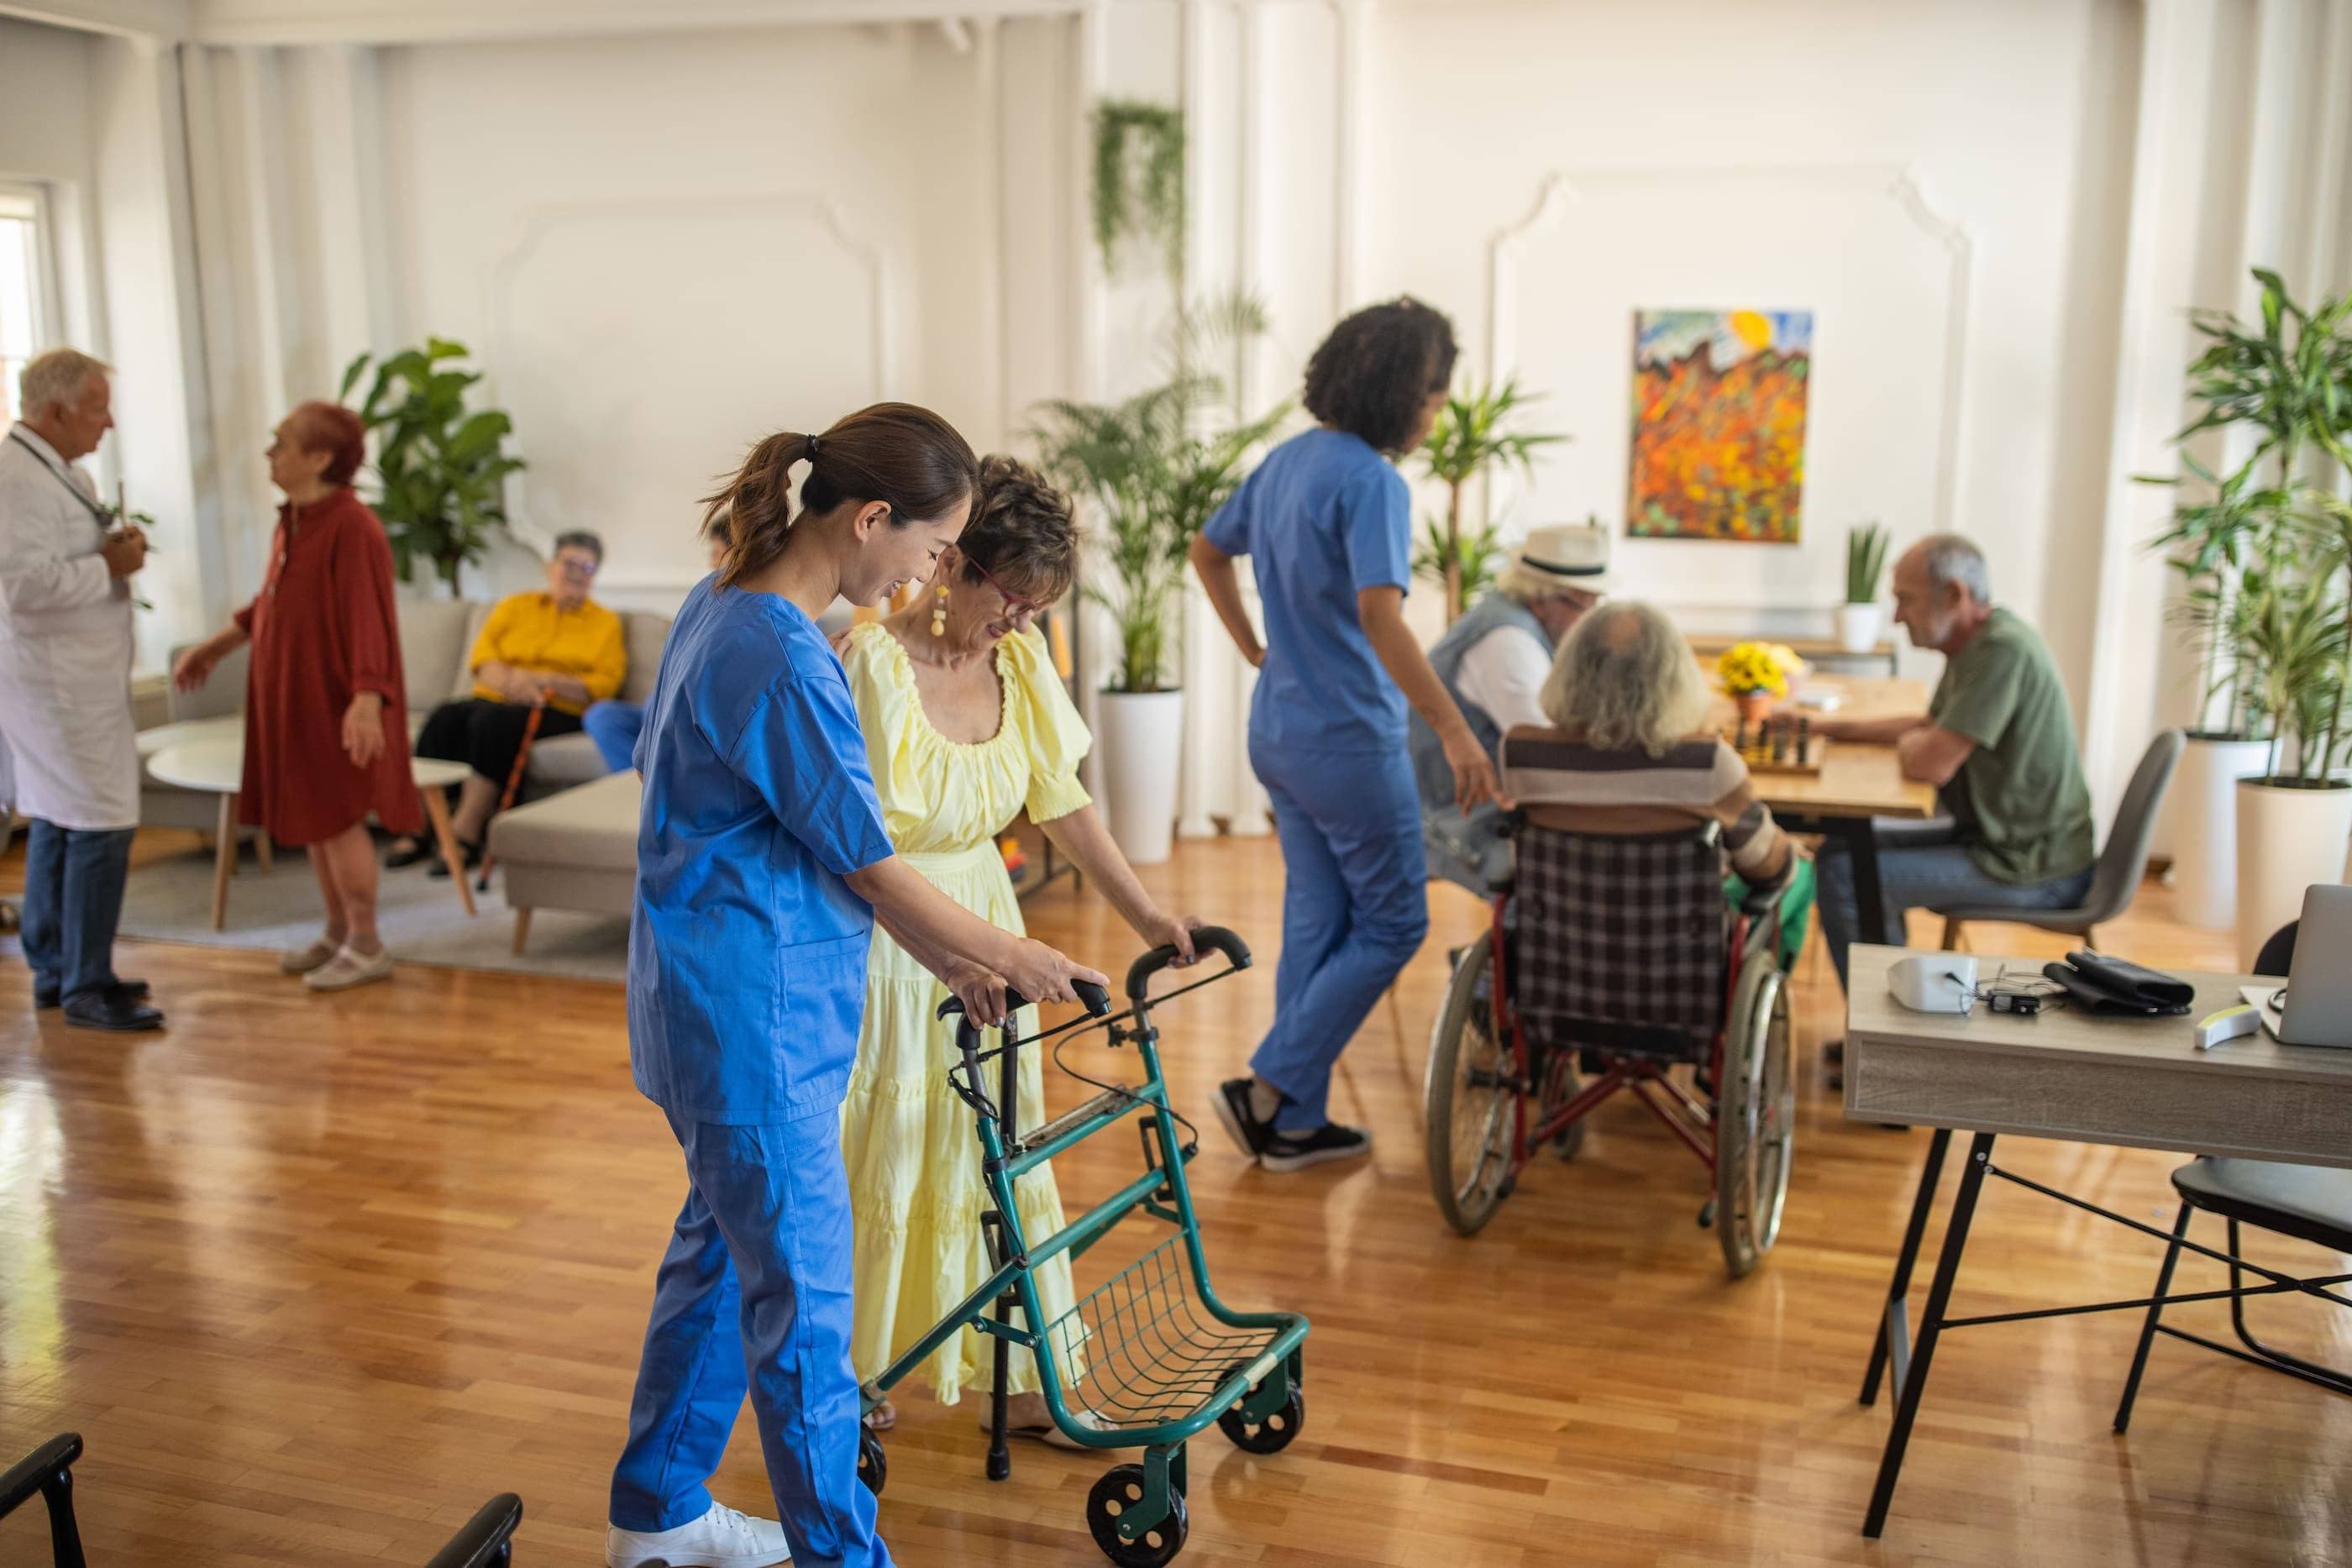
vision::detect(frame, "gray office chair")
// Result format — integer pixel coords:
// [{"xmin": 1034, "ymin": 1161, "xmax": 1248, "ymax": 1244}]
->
[{"xmin": 1935, "ymin": 727, "xmax": 2185, "ymax": 952}]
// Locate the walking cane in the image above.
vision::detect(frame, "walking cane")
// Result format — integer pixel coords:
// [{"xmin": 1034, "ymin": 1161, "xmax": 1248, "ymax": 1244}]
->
[{"xmin": 475, "ymin": 690, "xmax": 549, "ymax": 894}]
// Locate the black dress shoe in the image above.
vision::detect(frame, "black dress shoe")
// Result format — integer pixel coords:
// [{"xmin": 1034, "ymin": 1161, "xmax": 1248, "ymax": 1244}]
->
[
  {"xmin": 35, "ymin": 978, "xmax": 148, "ymax": 1010},
  {"xmin": 62, "ymin": 988, "xmax": 165, "ymax": 1032},
  {"xmin": 427, "ymin": 840, "xmax": 482, "ymax": 879}
]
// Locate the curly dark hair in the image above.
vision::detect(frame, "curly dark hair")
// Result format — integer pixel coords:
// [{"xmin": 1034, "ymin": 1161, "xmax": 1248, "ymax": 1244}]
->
[
  {"xmin": 1301, "ymin": 296, "xmax": 1458, "ymax": 455},
  {"xmin": 959, "ymin": 455, "xmax": 1079, "ymax": 605}
]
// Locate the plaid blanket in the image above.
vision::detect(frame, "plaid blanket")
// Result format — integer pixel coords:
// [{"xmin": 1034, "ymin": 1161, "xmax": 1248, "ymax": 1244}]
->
[{"xmin": 1516, "ymin": 825, "xmax": 1728, "ymax": 1041}]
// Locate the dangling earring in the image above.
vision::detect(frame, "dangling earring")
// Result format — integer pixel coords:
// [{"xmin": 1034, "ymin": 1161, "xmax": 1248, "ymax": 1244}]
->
[{"xmin": 931, "ymin": 583, "xmax": 949, "ymax": 637}]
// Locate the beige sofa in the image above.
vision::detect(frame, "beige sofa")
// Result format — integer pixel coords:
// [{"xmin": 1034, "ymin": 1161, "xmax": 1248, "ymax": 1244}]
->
[{"xmin": 140, "ymin": 597, "xmax": 672, "ymax": 832}]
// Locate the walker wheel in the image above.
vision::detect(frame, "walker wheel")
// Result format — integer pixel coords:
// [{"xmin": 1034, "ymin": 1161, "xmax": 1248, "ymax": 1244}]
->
[
  {"xmin": 1086, "ymin": 1465, "xmax": 1186, "ymax": 1565},
  {"xmin": 1217, "ymin": 1380, "xmax": 1305, "ymax": 1454},
  {"xmin": 857, "ymin": 1425, "xmax": 886, "ymax": 1497}
]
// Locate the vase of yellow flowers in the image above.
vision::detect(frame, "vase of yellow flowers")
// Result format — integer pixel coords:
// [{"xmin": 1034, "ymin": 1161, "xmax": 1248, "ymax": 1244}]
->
[{"xmin": 1717, "ymin": 641, "xmax": 1796, "ymax": 723}]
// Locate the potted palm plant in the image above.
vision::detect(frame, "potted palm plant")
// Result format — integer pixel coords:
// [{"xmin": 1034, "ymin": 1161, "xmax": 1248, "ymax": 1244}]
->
[
  {"xmin": 340, "ymin": 338, "xmax": 525, "ymax": 595},
  {"xmin": 1415, "ymin": 378, "xmax": 1567, "ymax": 622},
  {"xmin": 1032, "ymin": 300, "xmax": 1288, "ymax": 863},
  {"xmin": 1839, "ymin": 522, "xmax": 1888, "ymax": 653},
  {"xmin": 2154, "ymin": 270, "xmax": 2352, "ymax": 962}
]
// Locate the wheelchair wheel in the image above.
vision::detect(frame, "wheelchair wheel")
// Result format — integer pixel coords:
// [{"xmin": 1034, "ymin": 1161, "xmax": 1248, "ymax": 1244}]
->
[
  {"xmin": 1714, "ymin": 952, "xmax": 1793, "ymax": 1279},
  {"xmin": 1425, "ymin": 939, "xmax": 1517, "ymax": 1235}
]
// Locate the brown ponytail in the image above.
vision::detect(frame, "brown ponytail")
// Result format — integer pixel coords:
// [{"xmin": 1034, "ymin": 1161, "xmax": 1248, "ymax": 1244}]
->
[{"xmin": 704, "ymin": 402, "xmax": 980, "ymax": 590}]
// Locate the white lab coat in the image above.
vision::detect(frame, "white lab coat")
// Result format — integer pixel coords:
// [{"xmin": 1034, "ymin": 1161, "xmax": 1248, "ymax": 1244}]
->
[{"xmin": 0, "ymin": 425, "xmax": 139, "ymax": 830}]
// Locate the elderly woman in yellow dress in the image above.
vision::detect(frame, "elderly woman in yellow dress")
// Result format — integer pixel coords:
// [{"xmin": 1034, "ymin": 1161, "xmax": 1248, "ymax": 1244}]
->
[{"xmin": 839, "ymin": 455, "xmax": 1200, "ymax": 1442}]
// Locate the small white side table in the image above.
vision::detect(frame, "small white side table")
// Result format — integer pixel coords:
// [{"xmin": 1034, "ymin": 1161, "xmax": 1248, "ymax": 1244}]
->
[{"xmin": 146, "ymin": 739, "xmax": 480, "ymax": 927}]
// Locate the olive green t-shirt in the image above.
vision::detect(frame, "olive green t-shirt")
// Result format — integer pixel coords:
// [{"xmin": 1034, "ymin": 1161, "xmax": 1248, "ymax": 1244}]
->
[{"xmin": 1929, "ymin": 607, "xmax": 2096, "ymax": 886}]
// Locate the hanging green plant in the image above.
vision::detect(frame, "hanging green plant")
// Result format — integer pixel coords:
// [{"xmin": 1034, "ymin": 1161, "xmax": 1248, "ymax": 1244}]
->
[{"xmin": 1092, "ymin": 99, "xmax": 1185, "ymax": 276}]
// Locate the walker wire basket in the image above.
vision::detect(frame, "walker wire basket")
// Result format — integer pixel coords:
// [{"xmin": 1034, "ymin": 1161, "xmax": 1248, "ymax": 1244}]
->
[{"xmin": 856, "ymin": 927, "xmax": 1310, "ymax": 1566}]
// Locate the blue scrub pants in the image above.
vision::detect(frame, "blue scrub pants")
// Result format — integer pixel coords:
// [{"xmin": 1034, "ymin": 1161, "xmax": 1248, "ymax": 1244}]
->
[
  {"xmin": 1248, "ymin": 741, "xmax": 1431, "ymax": 1132},
  {"xmin": 583, "ymin": 700, "xmax": 647, "ymax": 774},
  {"xmin": 611, "ymin": 1107, "xmax": 890, "ymax": 1568}
]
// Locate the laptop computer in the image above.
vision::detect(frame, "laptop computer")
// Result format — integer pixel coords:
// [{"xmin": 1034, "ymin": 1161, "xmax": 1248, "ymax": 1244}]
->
[{"xmin": 2250, "ymin": 884, "xmax": 2352, "ymax": 1047}]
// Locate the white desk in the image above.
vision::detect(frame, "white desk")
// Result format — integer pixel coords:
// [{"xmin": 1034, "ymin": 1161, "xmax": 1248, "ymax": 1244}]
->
[
  {"xmin": 145, "ymin": 738, "xmax": 478, "ymax": 927},
  {"xmin": 1843, "ymin": 943, "xmax": 2352, "ymax": 1539}
]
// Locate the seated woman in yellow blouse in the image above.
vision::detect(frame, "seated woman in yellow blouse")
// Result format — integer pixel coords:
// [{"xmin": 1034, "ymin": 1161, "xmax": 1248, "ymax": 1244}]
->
[
  {"xmin": 838, "ymin": 457, "xmax": 1200, "ymax": 1444},
  {"xmin": 387, "ymin": 529, "xmax": 626, "ymax": 873}
]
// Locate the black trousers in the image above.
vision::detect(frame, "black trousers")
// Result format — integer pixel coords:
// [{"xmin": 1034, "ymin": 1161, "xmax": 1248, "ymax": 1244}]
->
[{"xmin": 415, "ymin": 699, "xmax": 583, "ymax": 793}]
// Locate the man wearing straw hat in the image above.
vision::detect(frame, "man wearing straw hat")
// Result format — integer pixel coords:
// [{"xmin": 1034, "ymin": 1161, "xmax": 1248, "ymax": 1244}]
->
[{"xmin": 1410, "ymin": 522, "xmax": 1613, "ymax": 892}]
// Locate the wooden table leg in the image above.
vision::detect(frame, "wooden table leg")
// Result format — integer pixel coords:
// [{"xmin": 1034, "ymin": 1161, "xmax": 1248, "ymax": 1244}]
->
[
  {"xmin": 420, "ymin": 789, "xmax": 477, "ymax": 918},
  {"xmin": 210, "ymin": 794, "xmax": 236, "ymax": 931},
  {"xmin": 255, "ymin": 831, "xmax": 274, "ymax": 874}
]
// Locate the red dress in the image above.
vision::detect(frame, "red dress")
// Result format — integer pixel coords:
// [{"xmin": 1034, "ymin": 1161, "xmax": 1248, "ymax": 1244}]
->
[{"xmin": 234, "ymin": 488, "xmax": 423, "ymax": 845}]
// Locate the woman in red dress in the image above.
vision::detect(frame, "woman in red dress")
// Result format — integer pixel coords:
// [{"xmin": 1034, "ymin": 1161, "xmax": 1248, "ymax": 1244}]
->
[{"xmin": 175, "ymin": 401, "xmax": 418, "ymax": 992}]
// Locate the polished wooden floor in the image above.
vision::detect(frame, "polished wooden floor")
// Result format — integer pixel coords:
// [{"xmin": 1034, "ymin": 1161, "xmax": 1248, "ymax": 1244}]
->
[{"xmin": 3, "ymin": 836, "xmax": 2348, "ymax": 1566}]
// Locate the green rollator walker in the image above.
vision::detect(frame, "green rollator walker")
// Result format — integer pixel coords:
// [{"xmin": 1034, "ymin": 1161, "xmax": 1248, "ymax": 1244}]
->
[{"xmin": 855, "ymin": 927, "xmax": 1309, "ymax": 1566}]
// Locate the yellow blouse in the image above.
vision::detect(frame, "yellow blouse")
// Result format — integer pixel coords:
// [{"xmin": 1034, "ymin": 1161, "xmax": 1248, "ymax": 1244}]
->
[
  {"xmin": 841, "ymin": 621, "xmax": 1091, "ymax": 851},
  {"xmin": 467, "ymin": 592, "xmax": 627, "ymax": 716}
]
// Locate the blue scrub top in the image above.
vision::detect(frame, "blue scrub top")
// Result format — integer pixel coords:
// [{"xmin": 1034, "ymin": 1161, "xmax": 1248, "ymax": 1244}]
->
[
  {"xmin": 627, "ymin": 576, "xmax": 896, "ymax": 1126},
  {"xmin": 1201, "ymin": 427, "xmax": 1411, "ymax": 754}
]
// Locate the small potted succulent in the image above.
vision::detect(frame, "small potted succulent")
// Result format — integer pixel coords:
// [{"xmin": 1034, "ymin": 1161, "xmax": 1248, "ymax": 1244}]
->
[{"xmin": 1840, "ymin": 522, "xmax": 1888, "ymax": 653}]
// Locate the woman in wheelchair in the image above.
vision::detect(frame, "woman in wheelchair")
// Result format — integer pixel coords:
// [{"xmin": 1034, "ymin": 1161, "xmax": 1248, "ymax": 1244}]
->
[
  {"xmin": 1423, "ymin": 600, "xmax": 1809, "ymax": 1275},
  {"xmin": 1504, "ymin": 600, "xmax": 1807, "ymax": 931}
]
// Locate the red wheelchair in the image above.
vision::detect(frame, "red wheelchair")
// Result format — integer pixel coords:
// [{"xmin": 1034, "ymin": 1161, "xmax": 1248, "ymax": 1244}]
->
[{"xmin": 1421, "ymin": 817, "xmax": 1796, "ymax": 1277}]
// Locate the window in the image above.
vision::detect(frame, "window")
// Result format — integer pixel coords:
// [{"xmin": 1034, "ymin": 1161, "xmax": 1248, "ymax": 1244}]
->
[{"xmin": 0, "ymin": 186, "xmax": 54, "ymax": 427}]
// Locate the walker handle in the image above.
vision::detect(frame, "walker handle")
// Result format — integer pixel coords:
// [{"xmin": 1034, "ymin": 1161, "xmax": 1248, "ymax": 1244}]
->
[
  {"xmin": 1126, "ymin": 925, "xmax": 1252, "ymax": 1003},
  {"xmin": 935, "ymin": 979, "xmax": 1113, "ymax": 1026}
]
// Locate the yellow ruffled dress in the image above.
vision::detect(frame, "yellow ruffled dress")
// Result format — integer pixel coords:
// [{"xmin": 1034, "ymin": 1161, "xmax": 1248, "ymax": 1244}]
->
[{"xmin": 837, "ymin": 621, "xmax": 1093, "ymax": 1403}]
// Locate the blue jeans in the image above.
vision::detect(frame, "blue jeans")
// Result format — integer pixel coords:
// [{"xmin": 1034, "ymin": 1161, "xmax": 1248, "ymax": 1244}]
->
[
  {"xmin": 582, "ymin": 700, "xmax": 646, "ymax": 774},
  {"xmin": 1815, "ymin": 823, "xmax": 2095, "ymax": 990},
  {"xmin": 20, "ymin": 820, "xmax": 134, "ymax": 1005},
  {"xmin": 1250, "ymin": 740, "xmax": 1430, "ymax": 1132},
  {"xmin": 611, "ymin": 1106, "xmax": 890, "ymax": 1568}
]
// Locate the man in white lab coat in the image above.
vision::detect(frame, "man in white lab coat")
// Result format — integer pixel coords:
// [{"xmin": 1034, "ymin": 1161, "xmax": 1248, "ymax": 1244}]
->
[{"xmin": 0, "ymin": 349, "xmax": 161, "ymax": 1030}]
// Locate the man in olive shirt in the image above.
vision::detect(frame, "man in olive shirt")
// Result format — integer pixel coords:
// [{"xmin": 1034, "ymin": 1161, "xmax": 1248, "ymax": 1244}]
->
[{"xmin": 1810, "ymin": 532, "xmax": 2096, "ymax": 994}]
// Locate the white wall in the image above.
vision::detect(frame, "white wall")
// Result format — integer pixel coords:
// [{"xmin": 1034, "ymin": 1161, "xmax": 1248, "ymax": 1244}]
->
[
  {"xmin": 1363, "ymin": 0, "xmax": 2143, "ymax": 707},
  {"xmin": 369, "ymin": 20, "xmax": 1073, "ymax": 610}
]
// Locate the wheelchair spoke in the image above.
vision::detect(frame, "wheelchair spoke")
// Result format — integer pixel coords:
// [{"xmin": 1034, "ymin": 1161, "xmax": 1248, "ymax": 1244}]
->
[{"xmin": 1425, "ymin": 941, "xmax": 1520, "ymax": 1235}]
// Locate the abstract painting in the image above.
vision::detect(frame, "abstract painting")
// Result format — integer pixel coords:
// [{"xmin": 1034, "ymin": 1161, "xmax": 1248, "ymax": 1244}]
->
[{"xmin": 1627, "ymin": 308, "xmax": 1812, "ymax": 543}]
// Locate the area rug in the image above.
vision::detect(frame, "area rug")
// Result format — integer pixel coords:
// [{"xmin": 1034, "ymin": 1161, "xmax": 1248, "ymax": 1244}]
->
[{"xmin": 114, "ymin": 842, "xmax": 629, "ymax": 983}]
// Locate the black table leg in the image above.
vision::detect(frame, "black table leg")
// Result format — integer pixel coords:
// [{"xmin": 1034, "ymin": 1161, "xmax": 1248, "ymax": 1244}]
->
[
  {"xmin": 1861, "ymin": 1125, "xmax": 1951, "ymax": 1406},
  {"xmin": 1863, "ymin": 1130, "xmax": 1995, "ymax": 1538}
]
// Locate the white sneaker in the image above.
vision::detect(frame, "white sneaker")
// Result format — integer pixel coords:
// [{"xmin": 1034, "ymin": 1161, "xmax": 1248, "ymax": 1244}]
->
[
  {"xmin": 303, "ymin": 944, "xmax": 394, "ymax": 992},
  {"xmin": 606, "ymin": 1502, "xmax": 791, "ymax": 1567}
]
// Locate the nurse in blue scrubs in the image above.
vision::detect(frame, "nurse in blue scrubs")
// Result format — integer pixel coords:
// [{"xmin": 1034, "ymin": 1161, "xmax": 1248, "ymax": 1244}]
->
[
  {"xmin": 606, "ymin": 403, "xmax": 1108, "ymax": 1568},
  {"xmin": 1189, "ymin": 299, "xmax": 1502, "ymax": 1175}
]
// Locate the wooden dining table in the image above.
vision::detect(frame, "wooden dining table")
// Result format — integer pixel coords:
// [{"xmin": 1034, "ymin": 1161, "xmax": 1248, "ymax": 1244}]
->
[{"xmin": 1709, "ymin": 673, "xmax": 1940, "ymax": 945}]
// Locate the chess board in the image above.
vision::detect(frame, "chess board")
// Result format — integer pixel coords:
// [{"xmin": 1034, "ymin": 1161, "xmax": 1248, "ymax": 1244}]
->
[{"xmin": 1720, "ymin": 723, "xmax": 1827, "ymax": 778}]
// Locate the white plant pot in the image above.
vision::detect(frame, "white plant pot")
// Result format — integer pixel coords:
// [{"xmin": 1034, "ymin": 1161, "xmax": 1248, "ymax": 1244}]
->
[
  {"xmin": 1097, "ymin": 688, "xmax": 1185, "ymax": 866},
  {"xmin": 2162, "ymin": 736, "xmax": 2271, "ymax": 930},
  {"xmin": 1835, "ymin": 602, "xmax": 1883, "ymax": 654},
  {"xmin": 2234, "ymin": 777, "xmax": 2352, "ymax": 970}
]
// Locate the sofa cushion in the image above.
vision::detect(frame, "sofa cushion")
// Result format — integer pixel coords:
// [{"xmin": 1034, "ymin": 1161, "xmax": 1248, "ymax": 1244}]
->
[
  {"xmin": 391, "ymin": 596, "xmax": 478, "ymax": 716},
  {"xmin": 621, "ymin": 611, "xmax": 670, "ymax": 705},
  {"xmin": 487, "ymin": 768, "xmax": 641, "ymax": 873},
  {"xmin": 526, "ymin": 732, "xmax": 614, "ymax": 792}
]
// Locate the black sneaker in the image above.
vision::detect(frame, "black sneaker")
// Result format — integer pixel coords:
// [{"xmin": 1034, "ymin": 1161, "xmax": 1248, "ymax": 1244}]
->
[
  {"xmin": 426, "ymin": 840, "xmax": 482, "ymax": 878},
  {"xmin": 383, "ymin": 837, "xmax": 436, "ymax": 869},
  {"xmin": 62, "ymin": 987, "xmax": 164, "ymax": 1032},
  {"xmin": 1213, "ymin": 1077, "xmax": 1274, "ymax": 1161},
  {"xmin": 1259, "ymin": 1123, "xmax": 1372, "ymax": 1173}
]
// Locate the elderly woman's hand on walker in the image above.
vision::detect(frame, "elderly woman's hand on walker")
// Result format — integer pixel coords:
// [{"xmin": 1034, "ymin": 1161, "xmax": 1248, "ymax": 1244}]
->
[{"xmin": 848, "ymin": 855, "xmax": 1109, "ymax": 1025}]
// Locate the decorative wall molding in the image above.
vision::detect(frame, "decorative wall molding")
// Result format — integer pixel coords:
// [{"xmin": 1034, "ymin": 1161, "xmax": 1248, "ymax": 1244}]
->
[
  {"xmin": 1484, "ymin": 162, "xmax": 1976, "ymax": 541},
  {"xmin": 483, "ymin": 191, "xmax": 894, "ymax": 569}
]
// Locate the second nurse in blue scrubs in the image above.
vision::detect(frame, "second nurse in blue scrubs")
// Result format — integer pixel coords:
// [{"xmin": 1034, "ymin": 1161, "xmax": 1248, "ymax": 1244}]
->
[
  {"xmin": 606, "ymin": 402, "xmax": 1107, "ymax": 1568},
  {"xmin": 1190, "ymin": 298, "xmax": 1501, "ymax": 1174}
]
